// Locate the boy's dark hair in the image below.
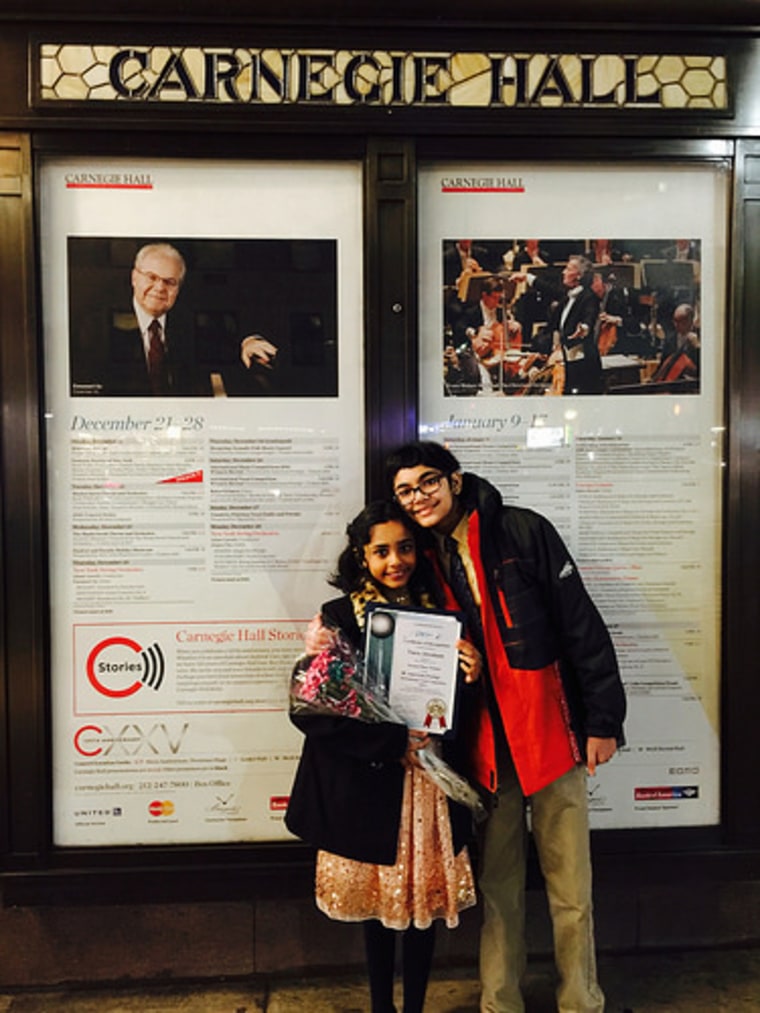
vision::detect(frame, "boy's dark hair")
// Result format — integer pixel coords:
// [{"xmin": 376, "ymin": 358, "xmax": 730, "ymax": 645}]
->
[
  {"xmin": 329, "ymin": 499, "xmax": 430, "ymax": 595},
  {"xmin": 384, "ymin": 441, "xmax": 461, "ymax": 495}
]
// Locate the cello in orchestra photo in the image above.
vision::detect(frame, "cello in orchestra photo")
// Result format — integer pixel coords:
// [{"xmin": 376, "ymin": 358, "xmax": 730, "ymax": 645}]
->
[{"xmin": 651, "ymin": 302, "xmax": 700, "ymax": 387}]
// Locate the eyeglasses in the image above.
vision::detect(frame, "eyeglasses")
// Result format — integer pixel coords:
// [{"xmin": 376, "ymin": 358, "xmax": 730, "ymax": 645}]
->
[
  {"xmin": 135, "ymin": 267, "xmax": 180, "ymax": 290},
  {"xmin": 394, "ymin": 472, "xmax": 446, "ymax": 506}
]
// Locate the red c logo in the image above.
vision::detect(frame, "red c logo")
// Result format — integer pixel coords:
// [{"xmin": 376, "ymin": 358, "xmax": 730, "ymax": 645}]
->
[
  {"xmin": 74, "ymin": 724, "xmax": 103, "ymax": 756},
  {"xmin": 86, "ymin": 637, "xmax": 143, "ymax": 697}
]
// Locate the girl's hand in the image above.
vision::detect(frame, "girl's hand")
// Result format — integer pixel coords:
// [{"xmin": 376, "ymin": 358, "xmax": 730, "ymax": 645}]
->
[
  {"xmin": 402, "ymin": 728, "xmax": 430, "ymax": 769},
  {"xmin": 457, "ymin": 639, "xmax": 482, "ymax": 683},
  {"xmin": 304, "ymin": 614, "xmax": 337, "ymax": 655}
]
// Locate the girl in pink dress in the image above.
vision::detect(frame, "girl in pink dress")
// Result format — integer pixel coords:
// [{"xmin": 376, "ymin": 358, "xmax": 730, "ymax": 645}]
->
[{"xmin": 286, "ymin": 500, "xmax": 481, "ymax": 1013}]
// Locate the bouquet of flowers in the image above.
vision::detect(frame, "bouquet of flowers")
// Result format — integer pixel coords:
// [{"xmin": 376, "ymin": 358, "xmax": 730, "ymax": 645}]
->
[{"xmin": 290, "ymin": 632, "xmax": 487, "ymax": 822}]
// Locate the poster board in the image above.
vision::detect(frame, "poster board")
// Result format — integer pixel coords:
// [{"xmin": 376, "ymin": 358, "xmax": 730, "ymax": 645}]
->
[
  {"xmin": 40, "ymin": 157, "xmax": 364, "ymax": 846},
  {"xmin": 420, "ymin": 162, "xmax": 727, "ymax": 828}
]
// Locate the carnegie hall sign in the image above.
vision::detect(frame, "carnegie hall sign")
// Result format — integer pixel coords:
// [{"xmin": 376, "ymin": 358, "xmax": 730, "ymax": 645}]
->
[{"xmin": 37, "ymin": 45, "xmax": 728, "ymax": 110}]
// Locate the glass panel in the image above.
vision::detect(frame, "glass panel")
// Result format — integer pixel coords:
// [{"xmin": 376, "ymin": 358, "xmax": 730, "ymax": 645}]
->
[
  {"xmin": 40, "ymin": 157, "xmax": 364, "ymax": 846},
  {"xmin": 418, "ymin": 161, "xmax": 727, "ymax": 828}
]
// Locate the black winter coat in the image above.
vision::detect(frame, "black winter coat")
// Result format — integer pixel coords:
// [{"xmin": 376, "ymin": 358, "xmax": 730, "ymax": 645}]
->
[{"xmin": 285, "ymin": 595, "xmax": 474, "ymax": 864}]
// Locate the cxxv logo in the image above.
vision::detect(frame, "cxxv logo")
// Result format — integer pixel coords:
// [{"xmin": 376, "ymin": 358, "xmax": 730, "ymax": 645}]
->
[
  {"xmin": 74, "ymin": 722, "xmax": 189, "ymax": 757},
  {"xmin": 86, "ymin": 636, "xmax": 165, "ymax": 698}
]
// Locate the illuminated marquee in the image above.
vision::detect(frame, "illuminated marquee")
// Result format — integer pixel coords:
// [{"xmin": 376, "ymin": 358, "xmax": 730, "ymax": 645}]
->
[{"xmin": 38, "ymin": 45, "xmax": 728, "ymax": 110}]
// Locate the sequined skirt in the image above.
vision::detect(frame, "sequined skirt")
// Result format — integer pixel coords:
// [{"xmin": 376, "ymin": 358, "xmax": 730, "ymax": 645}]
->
[{"xmin": 315, "ymin": 766, "xmax": 476, "ymax": 930}]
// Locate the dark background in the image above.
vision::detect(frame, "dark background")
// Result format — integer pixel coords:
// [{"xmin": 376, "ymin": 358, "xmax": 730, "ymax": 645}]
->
[{"xmin": 68, "ymin": 236, "xmax": 338, "ymax": 397}]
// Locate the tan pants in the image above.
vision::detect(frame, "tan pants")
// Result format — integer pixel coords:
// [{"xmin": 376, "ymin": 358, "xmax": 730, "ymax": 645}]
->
[{"xmin": 478, "ymin": 756, "xmax": 604, "ymax": 1013}]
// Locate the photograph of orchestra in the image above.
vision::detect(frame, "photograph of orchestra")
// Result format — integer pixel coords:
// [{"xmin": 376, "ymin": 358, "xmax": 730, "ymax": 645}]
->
[{"xmin": 443, "ymin": 237, "xmax": 701, "ymax": 397}]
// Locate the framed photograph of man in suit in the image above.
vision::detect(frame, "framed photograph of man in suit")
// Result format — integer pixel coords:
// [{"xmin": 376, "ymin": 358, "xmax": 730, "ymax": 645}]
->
[{"xmin": 68, "ymin": 235, "xmax": 338, "ymax": 398}]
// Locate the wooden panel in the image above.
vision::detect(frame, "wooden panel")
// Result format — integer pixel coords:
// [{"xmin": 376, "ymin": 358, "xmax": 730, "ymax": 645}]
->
[
  {"xmin": 0, "ymin": 133, "xmax": 47, "ymax": 861},
  {"xmin": 722, "ymin": 142, "xmax": 760, "ymax": 846},
  {"xmin": 364, "ymin": 137, "xmax": 418, "ymax": 498},
  {"xmin": 0, "ymin": 144, "xmax": 22, "ymax": 194}
]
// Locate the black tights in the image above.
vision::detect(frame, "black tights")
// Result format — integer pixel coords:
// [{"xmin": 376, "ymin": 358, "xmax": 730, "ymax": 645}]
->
[{"xmin": 363, "ymin": 919, "xmax": 436, "ymax": 1013}]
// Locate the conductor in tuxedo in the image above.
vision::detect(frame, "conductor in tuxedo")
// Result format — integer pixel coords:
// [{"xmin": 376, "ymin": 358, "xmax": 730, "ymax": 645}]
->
[
  {"xmin": 514, "ymin": 254, "xmax": 603, "ymax": 395},
  {"xmin": 85, "ymin": 242, "xmax": 277, "ymax": 397},
  {"xmin": 544, "ymin": 255, "xmax": 602, "ymax": 394}
]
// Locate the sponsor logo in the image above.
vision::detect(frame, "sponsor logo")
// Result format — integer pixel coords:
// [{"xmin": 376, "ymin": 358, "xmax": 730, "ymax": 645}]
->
[
  {"xmin": 206, "ymin": 793, "xmax": 243, "ymax": 817},
  {"xmin": 86, "ymin": 636, "xmax": 165, "ymax": 698},
  {"xmin": 73, "ymin": 807, "xmax": 123, "ymax": 818},
  {"xmin": 634, "ymin": 786, "xmax": 699, "ymax": 801},
  {"xmin": 269, "ymin": 796, "xmax": 290, "ymax": 811},
  {"xmin": 149, "ymin": 799, "xmax": 175, "ymax": 817},
  {"xmin": 586, "ymin": 781, "xmax": 612, "ymax": 812}
]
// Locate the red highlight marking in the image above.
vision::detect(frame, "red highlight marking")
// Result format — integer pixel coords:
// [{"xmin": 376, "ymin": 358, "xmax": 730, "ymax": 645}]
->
[
  {"xmin": 65, "ymin": 183, "xmax": 154, "ymax": 190},
  {"xmin": 159, "ymin": 470, "xmax": 204, "ymax": 485},
  {"xmin": 441, "ymin": 186, "xmax": 525, "ymax": 194}
]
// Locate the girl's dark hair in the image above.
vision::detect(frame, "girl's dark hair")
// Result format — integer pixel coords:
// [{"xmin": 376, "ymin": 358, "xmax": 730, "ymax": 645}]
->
[
  {"xmin": 329, "ymin": 499, "xmax": 426, "ymax": 595},
  {"xmin": 384, "ymin": 441, "xmax": 461, "ymax": 495}
]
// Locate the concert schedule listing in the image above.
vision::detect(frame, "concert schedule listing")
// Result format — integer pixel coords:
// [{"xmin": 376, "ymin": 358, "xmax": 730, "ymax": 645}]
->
[
  {"xmin": 419, "ymin": 160, "xmax": 727, "ymax": 828},
  {"xmin": 42, "ymin": 157, "xmax": 364, "ymax": 845}
]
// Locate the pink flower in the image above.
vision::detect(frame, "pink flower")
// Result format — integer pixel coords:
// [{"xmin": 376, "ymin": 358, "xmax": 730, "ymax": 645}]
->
[
  {"xmin": 291, "ymin": 638, "xmax": 393, "ymax": 724},
  {"xmin": 298, "ymin": 668, "xmax": 327, "ymax": 702},
  {"xmin": 333, "ymin": 688, "xmax": 362, "ymax": 718}
]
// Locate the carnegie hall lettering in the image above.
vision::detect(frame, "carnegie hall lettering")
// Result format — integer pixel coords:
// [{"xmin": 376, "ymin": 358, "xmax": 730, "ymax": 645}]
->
[{"xmin": 38, "ymin": 47, "xmax": 727, "ymax": 110}]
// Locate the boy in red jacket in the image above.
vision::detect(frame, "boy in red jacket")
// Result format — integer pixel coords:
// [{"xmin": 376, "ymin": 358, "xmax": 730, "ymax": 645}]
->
[{"xmin": 386, "ymin": 440, "xmax": 626, "ymax": 1013}]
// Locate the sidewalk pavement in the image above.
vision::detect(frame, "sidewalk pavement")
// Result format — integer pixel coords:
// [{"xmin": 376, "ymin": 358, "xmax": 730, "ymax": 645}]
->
[{"xmin": 0, "ymin": 945, "xmax": 759, "ymax": 1011}]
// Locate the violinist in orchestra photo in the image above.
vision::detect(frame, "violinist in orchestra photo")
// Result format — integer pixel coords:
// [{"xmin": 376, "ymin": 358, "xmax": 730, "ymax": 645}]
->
[
  {"xmin": 446, "ymin": 276, "xmax": 523, "ymax": 394},
  {"xmin": 452, "ymin": 277, "xmax": 522, "ymax": 360}
]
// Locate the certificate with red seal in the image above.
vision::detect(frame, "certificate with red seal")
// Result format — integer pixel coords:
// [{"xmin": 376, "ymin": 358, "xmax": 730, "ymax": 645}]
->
[{"xmin": 364, "ymin": 604, "xmax": 463, "ymax": 737}]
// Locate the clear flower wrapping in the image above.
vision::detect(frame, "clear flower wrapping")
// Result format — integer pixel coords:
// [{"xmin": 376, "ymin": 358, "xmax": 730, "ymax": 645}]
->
[{"xmin": 290, "ymin": 633, "xmax": 487, "ymax": 822}]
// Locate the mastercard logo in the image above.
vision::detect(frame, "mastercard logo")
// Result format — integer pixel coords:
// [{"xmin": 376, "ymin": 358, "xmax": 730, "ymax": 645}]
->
[{"xmin": 148, "ymin": 799, "xmax": 175, "ymax": 817}]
